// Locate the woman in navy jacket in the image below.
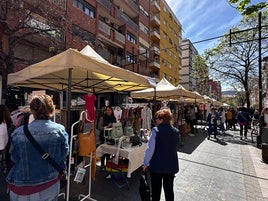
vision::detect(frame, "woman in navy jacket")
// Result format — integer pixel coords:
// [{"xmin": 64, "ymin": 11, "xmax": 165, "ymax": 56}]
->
[{"xmin": 143, "ymin": 109, "xmax": 179, "ymax": 201}]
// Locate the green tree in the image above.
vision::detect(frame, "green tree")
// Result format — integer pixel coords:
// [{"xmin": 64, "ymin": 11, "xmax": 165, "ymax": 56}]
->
[
  {"xmin": 0, "ymin": 0, "xmax": 67, "ymax": 97},
  {"xmin": 191, "ymin": 55, "xmax": 209, "ymax": 95},
  {"xmin": 204, "ymin": 13, "xmax": 268, "ymax": 109},
  {"xmin": 229, "ymin": 0, "xmax": 268, "ymax": 15}
]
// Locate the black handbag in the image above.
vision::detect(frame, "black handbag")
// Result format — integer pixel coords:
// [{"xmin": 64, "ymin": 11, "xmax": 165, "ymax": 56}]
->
[
  {"xmin": 23, "ymin": 125, "xmax": 67, "ymax": 189},
  {"xmin": 139, "ymin": 170, "xmax": 151, "ymax": 201}
]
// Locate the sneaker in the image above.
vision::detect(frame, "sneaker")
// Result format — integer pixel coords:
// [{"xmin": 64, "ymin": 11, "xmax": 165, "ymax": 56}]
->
[
  {"xmin": 207, "ymin": 136, "xmax": 210, "ymax": 140},
  {"xmin": 240, "ymin": 137, "xmax": 243, "ymax": 140}
]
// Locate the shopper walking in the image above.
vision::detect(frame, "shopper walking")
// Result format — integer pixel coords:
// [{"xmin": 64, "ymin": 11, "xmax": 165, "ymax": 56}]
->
[
  {"xmin": 143, "ymin": 109, "xmax": 179, "ymax": 201},
  {"xmin": 218, "ymin": 107, "xmax": 226, "ymax": 134},
  {"xmin": 207, "ymin": 107, "xmax": 219, "ymax": 140},
  {"xmin": 6, "ymin": 95, "xmax": 69, "ymax": 201},
  {"xmin": 236, "ymin": 107, "xmax": 251, "ymax": 140}
]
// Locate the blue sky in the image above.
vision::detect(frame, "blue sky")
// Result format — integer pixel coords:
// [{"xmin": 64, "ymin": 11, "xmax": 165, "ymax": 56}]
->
[{"xmin": 165, "ymin": 0, "xmax": 263, "ymax": 54}]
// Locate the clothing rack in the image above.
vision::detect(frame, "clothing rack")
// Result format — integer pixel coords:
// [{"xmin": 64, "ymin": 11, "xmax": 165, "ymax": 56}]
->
[
  {"xmin": 121, "ymin": 103, "xmax": 148, "ymax": 108},
  {"xmin": 66, "ymin": 111, "xmax": 97, "ymax": 201}
]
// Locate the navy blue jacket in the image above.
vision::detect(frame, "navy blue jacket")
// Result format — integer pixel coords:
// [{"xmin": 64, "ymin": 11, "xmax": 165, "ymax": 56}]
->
[{"xmin": 149, "ymin": 123, "xmax": 179, "ymax": 174}]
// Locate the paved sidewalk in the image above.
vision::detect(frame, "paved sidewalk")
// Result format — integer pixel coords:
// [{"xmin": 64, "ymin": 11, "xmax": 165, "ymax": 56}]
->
[
  {"xmin": 175, "ymin": 128, "xmax": 268, "ymax": 201},
  {"xmin": 1, "ymin": 127, "xmax": 268, "ymax": 201}
]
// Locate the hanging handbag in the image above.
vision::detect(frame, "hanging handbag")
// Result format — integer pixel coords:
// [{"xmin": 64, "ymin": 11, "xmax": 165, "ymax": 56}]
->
[
  {"xmin": 124, "ymin": 122, "xmax": 134, "ymax": 136},
  {"xmin": 23, "ymin": 125, "xmax": 67, "ymax": 189},
  {"xmin": 139, "ymin": 169, "xmax": 151, "ymax": 201},
  {"xmin": 78, "ymin": 121, "xmax": 96, "ymax": 156},
  {"xmin": 111, "ymin": 122, "xmax": 124, "ymax": 139}
]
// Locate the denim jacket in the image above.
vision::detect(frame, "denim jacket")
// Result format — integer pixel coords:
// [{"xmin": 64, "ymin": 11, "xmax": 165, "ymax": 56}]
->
[{"xmin": 6, "ymin": 119, "xmax": 69, "ymax": 186}]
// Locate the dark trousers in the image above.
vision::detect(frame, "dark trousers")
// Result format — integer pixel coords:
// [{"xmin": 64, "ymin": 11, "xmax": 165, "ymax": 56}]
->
[
  {"xmin": 150, "ymin": 172, "xmax": 175, "ymax": 201},
  {"xmin": 240, "ymin": 124, "xmax": 248, "ymax": 138},
  {"xmin": 189, "ymin": 119, "xmax": 195, "ymax": 134}
]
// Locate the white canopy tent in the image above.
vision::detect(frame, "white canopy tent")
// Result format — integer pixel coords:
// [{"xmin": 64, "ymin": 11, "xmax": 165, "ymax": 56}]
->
[
  {"xmin": 7, "ymin": 46, "xmax": 155, "ymax": 131},
  {"xmin": 130, "ymin": 77, "xmax": 202, "ymax": 100},
  {"xmin": 8, "ymin": 47, "xmax": 155, "ymax": 93}
]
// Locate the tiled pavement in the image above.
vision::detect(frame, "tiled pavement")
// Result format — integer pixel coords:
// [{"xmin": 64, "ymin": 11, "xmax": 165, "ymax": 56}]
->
[{"xmin": 1, "ymin": 127, "xmax": 268, "ymax": 201}]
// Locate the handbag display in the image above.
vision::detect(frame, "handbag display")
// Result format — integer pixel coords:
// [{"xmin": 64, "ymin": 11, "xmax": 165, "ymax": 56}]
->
[
  {"xmin": 78, "ymin": 121, "xmax": 96, "ymax": 156},
  {"xmin": 111, "ymin": 122, "xmax": 124, "ymax": 140},
  {"xmin": 124, "ymin": 122, "xmax": 134, "ymax": 136},
  {"xmin": 139, "ymin": 169, "xmax": 151, "ymax": 201},
  {"xmin": 23, "ymin": 125, "xmax": 67, "ymax": 189}
]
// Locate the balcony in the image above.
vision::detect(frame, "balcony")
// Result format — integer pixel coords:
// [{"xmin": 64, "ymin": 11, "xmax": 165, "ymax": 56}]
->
[
  {"xmin": 150, "ymin": 43, "xmax": 160, "ymax": 55},
  {"xmin": 151, "ymin": 0, "xmax": 160, "ymax": 13},
  {"xmin": 113, "ymin": 0, "xmax": 139, "ymax": 18},
  {"xmin": 151, "ymin": 14, "xmax": 160, "ymax": 27},
  {"xmin": 96, "ymin": 0, "xmax": 112, "ymax": 10},
  {"xmin": 114, "ymin": 31, "xmax": 125, "ymax": 44},
  {"xmin": 149, "ymin": 58, "xmax": 160, "ymax": 69},
  {"xmin": 116, "ymin": 8, "xmax": 139, "ymax": 31},
  {"xmin": 98, "ymin": 20, "xmax": 111, "ymax": 36},
  {"xmin": 150, "ymin": 29, "xmax": 160, "ymax": 41},
  {"xmin": 98, "ymin": 20, "xmax": 125, "ymax": 47}
]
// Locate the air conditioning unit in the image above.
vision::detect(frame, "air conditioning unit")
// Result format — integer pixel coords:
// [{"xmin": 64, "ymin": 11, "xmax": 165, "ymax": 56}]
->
[{"xmin": 104, "ymin": 17, "xmax": 110, "ymax": 24}]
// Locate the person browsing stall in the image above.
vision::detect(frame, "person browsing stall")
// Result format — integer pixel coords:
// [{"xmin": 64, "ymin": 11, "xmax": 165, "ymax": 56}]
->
[
  {"xmin": 6, "ymin": 95, "xmax": 69, "ymax": 201},
  {"xmin": 99, "ymin": 106, "xmax": 116, "ymax": 169},
  {"xmin": 143, "ymin": 109, "xmax": 179, "ymax": 201}
]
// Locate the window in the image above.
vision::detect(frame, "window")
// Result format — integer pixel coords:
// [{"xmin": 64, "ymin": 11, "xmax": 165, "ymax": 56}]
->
[
  {"xmin": 126, "ymin": 52, "xmax": 136, "ymax": 63},
  {"xmin": 73, "ymin": 0, "xmax": 95, "ymax": 18},
  {"xmin": 126, "ymin": 32, "xmax": 137, "ymax": 44}
]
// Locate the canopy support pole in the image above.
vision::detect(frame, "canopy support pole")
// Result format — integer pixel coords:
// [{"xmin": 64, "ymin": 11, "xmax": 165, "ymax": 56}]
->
[
  {"xmin": 153, "ymin": 87, "xmax": 157, "ymax": 115},
  {"xmin": 67, "ymin": 68, "xmax": 72, "ymax": 133}
]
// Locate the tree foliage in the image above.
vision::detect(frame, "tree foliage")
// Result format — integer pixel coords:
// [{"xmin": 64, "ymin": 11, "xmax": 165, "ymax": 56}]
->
[
  {"xmin": 0, "ymin": 0, "xmax": 67, "ymax": 95},
  {"xmin": 204, "ymin": 13, "xmax": 268, "ymax": 108},
  {"xmin": 191, "ymin": 55, "xmax": 209, "ymax": 95},
  {"xmin": 229, "ymin": 0, "xmax": 268, "ymax": 15}
]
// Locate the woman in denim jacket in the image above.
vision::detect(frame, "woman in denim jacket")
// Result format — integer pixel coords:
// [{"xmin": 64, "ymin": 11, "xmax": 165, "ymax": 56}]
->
[{"xmin": 6, "ymin": 95, "xmax": 69, "ymax": 201}]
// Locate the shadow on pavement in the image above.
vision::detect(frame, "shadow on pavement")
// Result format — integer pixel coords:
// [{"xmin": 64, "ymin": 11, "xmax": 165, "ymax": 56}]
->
[{"xmin": 178, "ymin": 128, "xmax": 207, "ymax": 154}]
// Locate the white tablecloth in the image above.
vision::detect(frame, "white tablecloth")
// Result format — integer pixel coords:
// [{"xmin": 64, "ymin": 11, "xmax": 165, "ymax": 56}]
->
[{"xmin": 96, "ymin": 143, "xmax": 146, "ymax": 178}]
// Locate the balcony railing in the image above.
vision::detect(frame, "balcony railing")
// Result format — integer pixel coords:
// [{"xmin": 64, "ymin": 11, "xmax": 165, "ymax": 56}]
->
[
  {"xmin": 114, "ymin": 30, "xmax": 125, "ymax": 43},
  {"xmin": 97, "ymin": 0, "xmax": 112, "ymax": 10},
  {"xmin": 116, "ymin": 8, "xmax": 138, "ymax": 31},
  {"xmin": 98, "ymin": 20, "xmax": 111, "ymax": 36}
]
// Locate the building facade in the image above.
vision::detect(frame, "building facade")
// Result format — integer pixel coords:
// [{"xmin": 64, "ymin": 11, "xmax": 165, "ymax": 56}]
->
[
  {"xmin": 1, "ymin": 0, "xmax": 182, "ymax": 87},
  {"xmin": 180, "ymin": 39, "xmax": 200, "ymax": 91},
  {"xmin": 158, "ymin": 0, "xmax": 182, "ymax": 85}
]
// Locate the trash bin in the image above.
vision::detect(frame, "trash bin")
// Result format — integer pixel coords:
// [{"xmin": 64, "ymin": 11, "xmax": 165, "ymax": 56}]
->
[{"xmin": 262, "ymin": 143, "xmax": 268, "ymax": 163}]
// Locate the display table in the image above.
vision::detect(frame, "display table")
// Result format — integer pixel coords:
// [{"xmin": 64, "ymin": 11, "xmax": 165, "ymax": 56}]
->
[{"xmin": 96, "ymin": 143, "xmax": 146, "ymax": 178}]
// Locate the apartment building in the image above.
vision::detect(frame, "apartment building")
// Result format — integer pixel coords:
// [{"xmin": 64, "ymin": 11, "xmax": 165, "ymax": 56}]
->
[
  {"xmin": 180, "ymin": 39, "xmax": 198, "ymax": 91},
  {"xmin": 1, "ymin": 0, "xmax": 182, "ymax": 93},
  {"xmin": 150, "ymin": 0, "xmax": 182, "ymax": 85},
  {"xmin": 208, "ymin": 79, "xmax": 222, "ymax": 100}
]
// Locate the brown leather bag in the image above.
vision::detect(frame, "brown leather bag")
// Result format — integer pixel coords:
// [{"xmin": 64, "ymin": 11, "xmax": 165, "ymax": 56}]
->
[{"xmin": 78, "ymin": 121, "xmax": 96, "ymax": 156}]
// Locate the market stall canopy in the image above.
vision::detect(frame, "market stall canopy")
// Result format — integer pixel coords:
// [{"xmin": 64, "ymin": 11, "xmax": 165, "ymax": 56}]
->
[
  {"xmin": 183, "ymin": 92, "xmax": 206, "ymax": 103},
  {"xmin": 211, "ymin": 98, "xmax": 222, "ymax": 106},
  {"xmin": 7, "ymin": 47, "xmax": 155, "ymax": 93},
  {"xmin": 130, "ymin": 77, "xmax": 200, "ymax": 100}
]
